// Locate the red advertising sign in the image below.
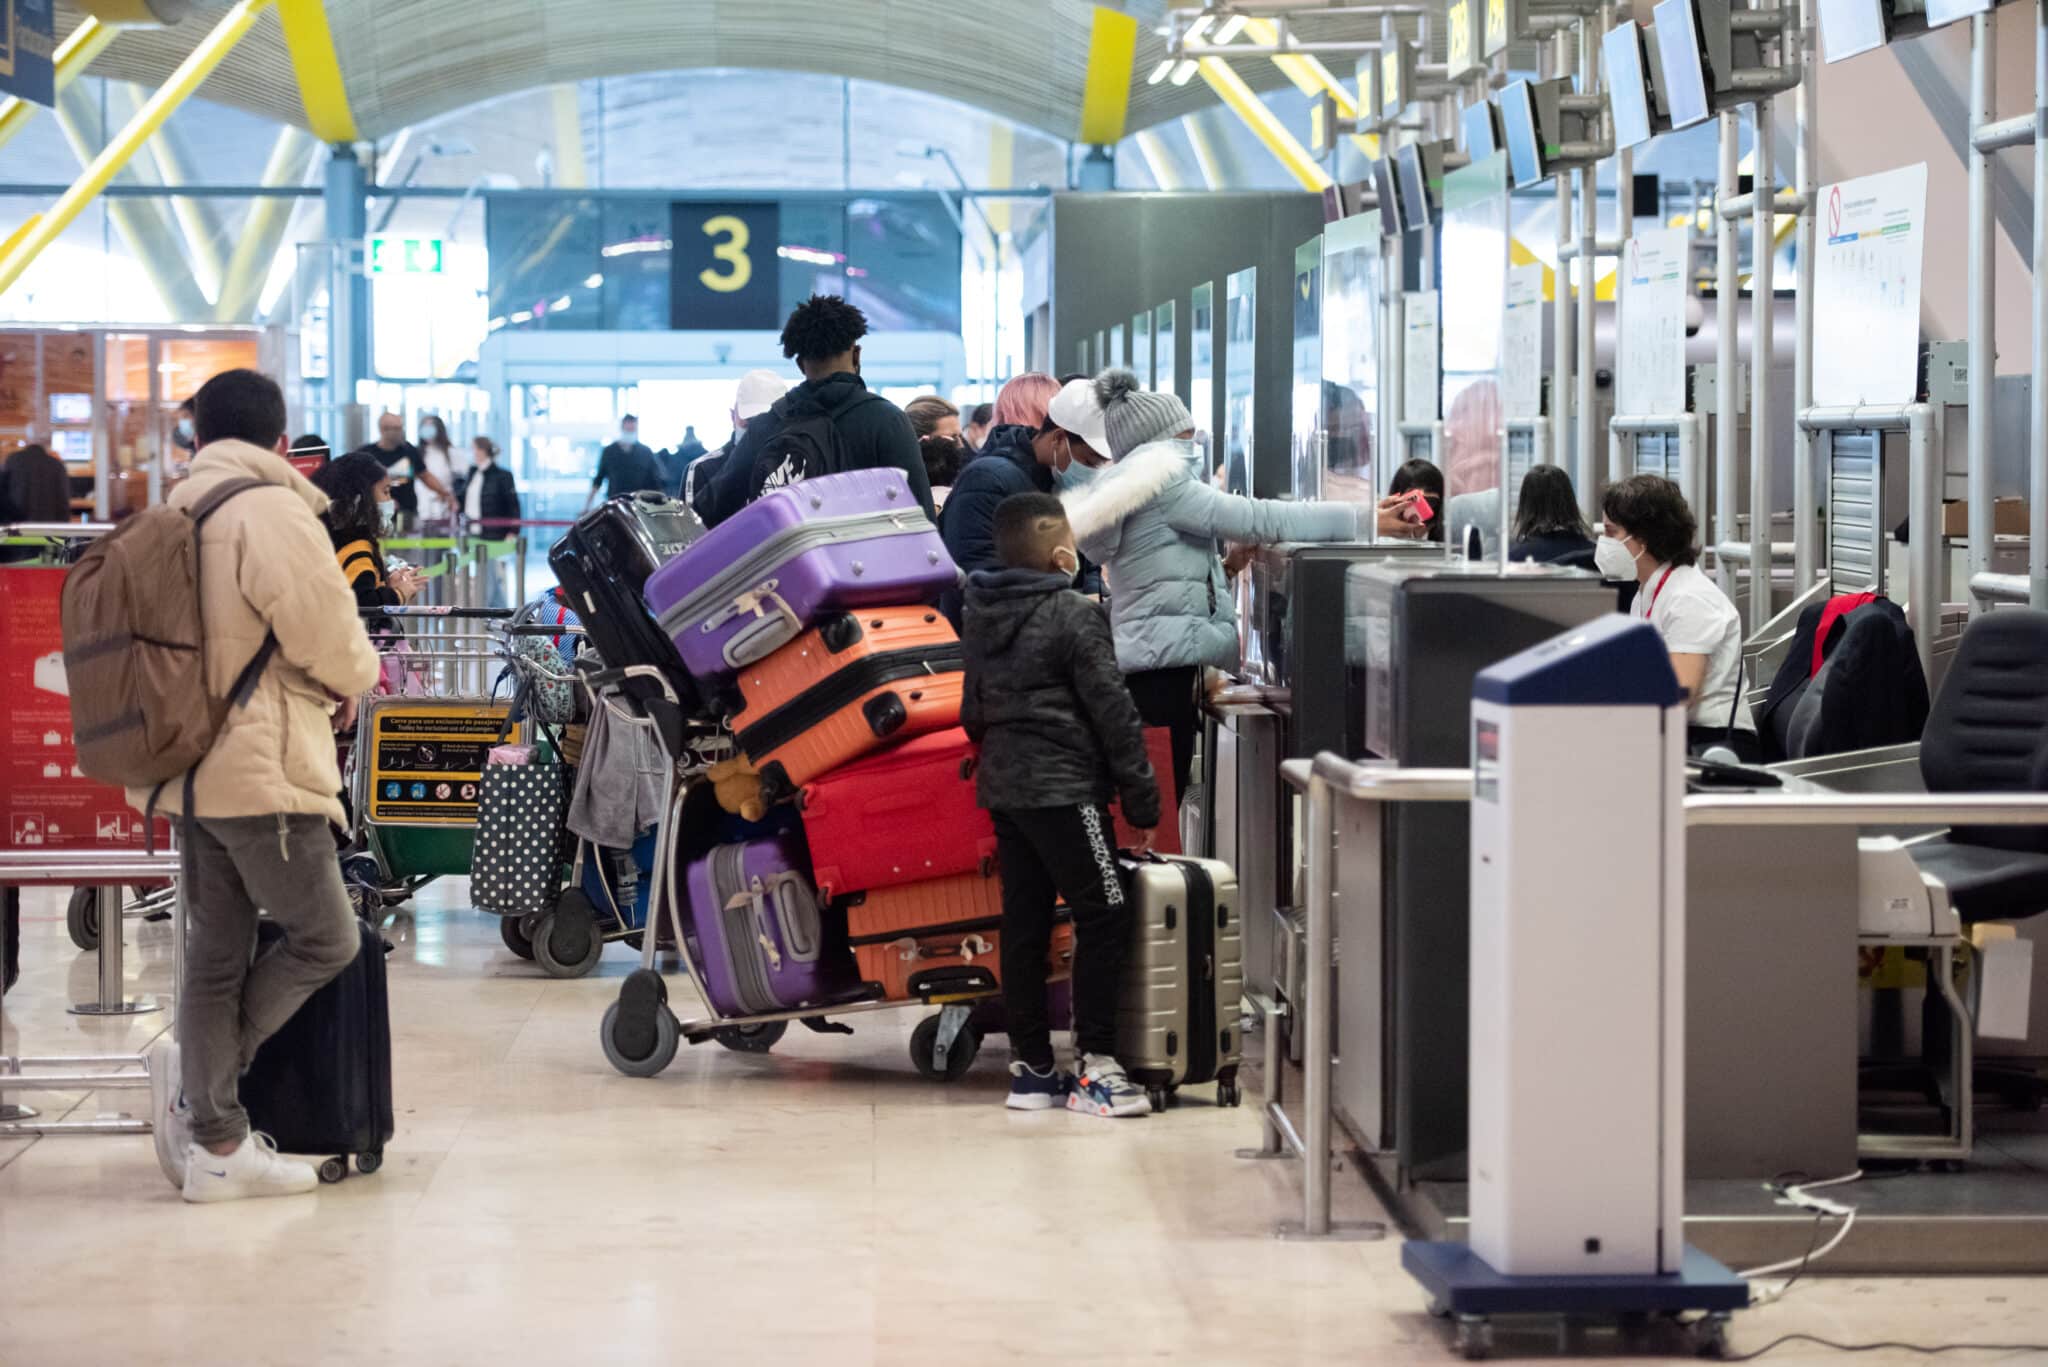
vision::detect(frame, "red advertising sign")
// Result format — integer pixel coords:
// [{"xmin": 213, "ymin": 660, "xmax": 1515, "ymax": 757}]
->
[{"xmin": 1, "ymin": 566, "xmax": 167, "ymax": 853}]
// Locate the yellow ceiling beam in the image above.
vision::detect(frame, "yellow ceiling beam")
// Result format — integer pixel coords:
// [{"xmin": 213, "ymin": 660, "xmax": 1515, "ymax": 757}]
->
[
  {"xmin": 276, "ymin": 0, "xmax": 359, "ymax": 144},
  {"xmin": 1508, "ymin": 235, "xmax": 1557, "ymax": 300},
  {"xmin": 1239, "ymin": 17, "xmax": 1380, "ymax": 164},
  {"xmin": 985, "ymin": 121, "xmax": 1015, "ymax": 233},
  {"xmin": 0, "ymin": 0, "xmax": 270, "ymax": 298},
  {"xmin": 1183, "ymin": 113, "xmax": 1224, "ymax": 190},
  {"xmin": 1079, "ymin": 5, "xmax": 1139, "ymax": 145},
  {"xmin": 1197, "ymin": 57, "xmax": 1332, "ymax": 192},
  {"xmin": 549, "ymin": 84, "xmax": 587, "ymax": 189},
  {"xmin": 0, "ymin": 17, "xmax": 117, "ymax": 155},
  {"xmin": 1134, "ymin": 128, "xmax": 1185, "ymax": 190}
]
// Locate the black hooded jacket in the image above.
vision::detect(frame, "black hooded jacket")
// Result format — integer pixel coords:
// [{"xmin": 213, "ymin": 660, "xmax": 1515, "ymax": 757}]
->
[
  {"xmin": 938, "ymin": 424, "xmax": 1050, "ymax": 624},
  {"xmin": 960, "ymin": 567, "xmax": 1160, "ymax": 826},
  {"xmin": 698, "ymin": 371, "xmax": 933, "ymax": 526}
]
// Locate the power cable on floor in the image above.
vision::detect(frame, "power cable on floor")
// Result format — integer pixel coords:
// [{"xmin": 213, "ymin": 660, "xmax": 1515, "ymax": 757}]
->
[
  {"xmin": 1737, "ymin": 1169, "xmax": 1863, "ymax": 1302},
  {"xmin": 1722, "ymin": 1333, "xmax": 2048, "ymax": 1361}
]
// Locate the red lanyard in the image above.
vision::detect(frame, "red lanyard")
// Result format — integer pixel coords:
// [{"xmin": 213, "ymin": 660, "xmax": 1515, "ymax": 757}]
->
[{"xmin": 1642, "ymin": 566, "xmax": 1676, "ymax": 617}]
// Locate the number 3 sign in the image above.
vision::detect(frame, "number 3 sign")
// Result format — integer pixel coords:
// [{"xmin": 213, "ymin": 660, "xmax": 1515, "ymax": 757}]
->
[{"xmin": 669, "ymin": 201, "xmax": 781, "ymax": 329}]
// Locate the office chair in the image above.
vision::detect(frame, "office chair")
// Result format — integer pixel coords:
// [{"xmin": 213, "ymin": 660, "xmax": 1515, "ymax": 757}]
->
[{"xmin": 1908, "ymin": 607, "xmax": 2048, "ymax": 1110}]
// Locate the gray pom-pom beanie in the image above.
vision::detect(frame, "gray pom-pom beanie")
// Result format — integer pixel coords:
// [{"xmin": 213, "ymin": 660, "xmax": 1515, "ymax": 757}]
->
[{"xmin": 1093, "ymin": 368, "xmax": 1195, "ymax": 461}]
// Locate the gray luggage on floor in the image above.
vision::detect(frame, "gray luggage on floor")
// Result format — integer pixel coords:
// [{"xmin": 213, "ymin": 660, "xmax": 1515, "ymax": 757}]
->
[{"xmin": 1115, "ymin": 853, "xmax": 1245, "ymax": 1109}]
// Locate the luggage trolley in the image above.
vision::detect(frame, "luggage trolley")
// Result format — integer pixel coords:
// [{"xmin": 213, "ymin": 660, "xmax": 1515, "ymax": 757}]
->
[
  {"xmin": 483, "ymin": 619, "xmax": 670, "ymax": 977},
  {"xmin": 339, "ymin": 606, "xmax": 518, "ymax": 920},
  {"xmin": 580, "ymin": 658, "xmax": 1013, "ymax": 1082}
]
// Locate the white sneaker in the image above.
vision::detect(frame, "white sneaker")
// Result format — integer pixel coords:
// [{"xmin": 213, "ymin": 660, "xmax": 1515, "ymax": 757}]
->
[
  {"xmin": 181, "ymin": 1133, "xmax": 320, "ymax": 1204},
  {"xmin": 146, "ymin": 1035, "xmax": 190, "ymax": 1189},
  {"xmin": 1068, "ymin": 1053, "xmax": 1153, "ymax": 1118}
]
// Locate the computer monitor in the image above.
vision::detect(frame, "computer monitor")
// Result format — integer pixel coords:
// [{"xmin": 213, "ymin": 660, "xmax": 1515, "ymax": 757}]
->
[
  {"xmin": 1372, "ymin": 156, "xmax": 1405, "ymax": 236},
  {"xmin": 1604, "ymin": 21, "xmax": 1658, "ymax": 150},
  {"xmin": 1462, "ymin": 100, "xmax": 1503, "ymax": 161},
  {"xmin": 1499, "ymin": 79, "xmax": 1548, "ymax": 189},
  {"xmin": 1652, "ymin": 0, "xmax": 1713, "ymax": 130},
  {"xmin": 1396, "ymin": 143, "xmax": 1436, "ymax": 228}
]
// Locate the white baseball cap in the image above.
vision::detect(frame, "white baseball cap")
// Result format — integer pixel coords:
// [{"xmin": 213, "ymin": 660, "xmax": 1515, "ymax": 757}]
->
[
  {"xmin": 1046, "ymin": 377, "xmax": 1111, "ymax": 458},
  {"xmin": 733, "ymin": 369, "xmax": 789, "ymax": 422}
]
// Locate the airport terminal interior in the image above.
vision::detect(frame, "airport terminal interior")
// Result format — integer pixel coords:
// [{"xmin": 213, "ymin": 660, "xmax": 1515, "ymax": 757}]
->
[{"xmin": 7, "ymin": 0, "xmax": 2048, "ymax": 1362}]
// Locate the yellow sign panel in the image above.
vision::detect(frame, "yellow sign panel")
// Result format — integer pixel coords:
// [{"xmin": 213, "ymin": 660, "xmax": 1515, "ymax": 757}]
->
[
  {"xmin": 1486, "ymin": 0, "xmax": 1511, "ymax": 57},
  {"xmin": 1447, "ymin": 0, "xmax": 1475, "ymax": 76},
  {"xmin": 1381, "ymin": 47, "xmax": 1403, "ymax": 116},
  {"xmin": 366, "ymin": 701, "xmax": 514, "ymax": 826}
]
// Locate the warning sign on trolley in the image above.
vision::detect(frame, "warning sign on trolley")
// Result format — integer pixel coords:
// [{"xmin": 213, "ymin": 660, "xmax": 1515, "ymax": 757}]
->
[{"xmin": 365, "ymin": 701, "xmax": 512, "ymax": 825}]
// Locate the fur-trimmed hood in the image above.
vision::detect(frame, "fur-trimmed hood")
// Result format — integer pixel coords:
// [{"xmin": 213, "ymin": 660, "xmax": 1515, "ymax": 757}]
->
[{"xmin": 1061, "ymin": 439, "xmax": 1198, "ymax": 546}]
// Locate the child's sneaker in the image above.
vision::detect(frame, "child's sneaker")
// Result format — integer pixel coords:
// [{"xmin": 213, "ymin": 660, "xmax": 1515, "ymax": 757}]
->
[
  {"xmin": 181, "ymin": 1132, "xmax": 319, "ymax": 1204},
  {"xmin": 1069, "ymin": 1054, "xmax": 1152, "ymax": 1118},
  {"xmin": 146, "ymin": 1035, "xmax": 190, "ymax": 1189},
  {"xmin": 1005, "ymin": 1059, "xmax": 1072, "ymax": 1111}
]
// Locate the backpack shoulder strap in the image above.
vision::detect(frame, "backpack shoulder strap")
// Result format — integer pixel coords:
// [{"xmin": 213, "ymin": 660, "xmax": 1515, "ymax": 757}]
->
[{"xmin": 187, "ymin": 476, "xmax": 269, "ymax": 524}]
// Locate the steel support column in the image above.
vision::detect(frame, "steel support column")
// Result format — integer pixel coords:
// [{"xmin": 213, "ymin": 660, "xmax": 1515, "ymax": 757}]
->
[{"xmin": 324, "ymin": 144, "xmax": 370, "ymax": 412}]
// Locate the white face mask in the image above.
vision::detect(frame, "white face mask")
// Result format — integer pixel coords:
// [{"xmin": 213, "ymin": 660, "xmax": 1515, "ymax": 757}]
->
[
  {"xmin": 376, "ymin": 497, "xmax": 396, "ymax": 533},
  {"xmin": 619, "ymin": 429, "xmax": 636, "ymax": 446},
  {"xmin": 1594, "ymin": 533, "xmax": 1640, "ymax": 582},
  {"xmin": 1052, "ymin": 547, "xmax": 1081, "ymax": 586}
]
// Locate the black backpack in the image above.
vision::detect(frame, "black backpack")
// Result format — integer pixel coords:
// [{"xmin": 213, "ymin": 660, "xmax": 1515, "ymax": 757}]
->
[{"xmin": 746, "ymin": 390, "xmax": 876, "ymax": 501}]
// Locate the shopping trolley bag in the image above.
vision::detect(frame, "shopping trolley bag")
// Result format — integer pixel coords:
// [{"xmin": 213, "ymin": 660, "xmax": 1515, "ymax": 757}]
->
[
  {"xmin": 729, "ymin": 605, "xmax": 964, "ymax": 803},
  {"xmin": 643, "ymin": 469, "xmax": 956, "ymax": 680}
]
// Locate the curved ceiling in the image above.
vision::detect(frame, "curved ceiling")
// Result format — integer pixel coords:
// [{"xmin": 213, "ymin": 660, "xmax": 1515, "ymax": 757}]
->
[{"xmin": 58, "ymin": 0, "xmax": 1304, "ymax": 145}]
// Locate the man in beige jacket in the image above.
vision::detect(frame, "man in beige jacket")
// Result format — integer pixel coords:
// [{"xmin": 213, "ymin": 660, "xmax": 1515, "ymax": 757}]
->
[{"xmin": 140, "ymin": 369, "xmax": 382, "ymax": 1203}]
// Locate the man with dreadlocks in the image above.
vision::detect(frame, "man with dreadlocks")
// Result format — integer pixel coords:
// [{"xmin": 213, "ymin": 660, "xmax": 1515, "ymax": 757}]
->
[{"xmin": 697, "ymin": 294, "xmax": 934, "ymax": 525}]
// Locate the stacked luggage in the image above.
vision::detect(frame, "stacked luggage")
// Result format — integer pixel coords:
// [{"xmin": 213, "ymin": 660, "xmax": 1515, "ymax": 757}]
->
[{"xmin": 552, "ymin": 470, "xmax": 1240, "ymax": 1099}]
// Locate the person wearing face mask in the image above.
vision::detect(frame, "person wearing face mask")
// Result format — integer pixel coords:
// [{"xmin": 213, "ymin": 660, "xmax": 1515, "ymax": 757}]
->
[
  {"xmin": 1064, "ymin": 369, "xmax": 1364, "ymax": 796},
  {"xmin": 348, "ymin": 412, "xmax": 430, "ymax": 529},
  {"xmin": 937, "ymin": 374, "xmax": 1103, "ymax": 625},
  {"xmin": 904, "ymin": 394, "xmax": 962, "ymax": 510},
  {"xmin": 585, "ymin": 412, "xmax": 663, "ymax": 511},
  {"xmin": 313, "ymin": 451, "xmax": 423, "ymax": 640},
  {"xmin": 960, "ymin": 491, "xmax": 1162, "ymax": 1117},
  {"xmin": 1597, "ymin": 474, "xmax": 1758, "ymax": 759},
  {"xmin": 456, "ymin": 435, "xmax": 521, "ymax": 537},
  {"xmin": 414, "ymin": 415, "xmax": 459, "ymax": 526},
  {"xmin": 172, "ymin": 397, "xmax": 198, "ymax": 468}
]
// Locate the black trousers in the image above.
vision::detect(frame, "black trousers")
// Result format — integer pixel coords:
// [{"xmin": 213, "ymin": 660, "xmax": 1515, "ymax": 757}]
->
[
  {"xmin": 992, "ymin": 804, "xmax": 1130, "ymax": 1068},
  {"xmin": 1123, "ymin": 664, "xmax": 1199, "ymax": 801},
  {"xmin": 2, "ymin": 886, "xmax": 18, "ymax": 997}
]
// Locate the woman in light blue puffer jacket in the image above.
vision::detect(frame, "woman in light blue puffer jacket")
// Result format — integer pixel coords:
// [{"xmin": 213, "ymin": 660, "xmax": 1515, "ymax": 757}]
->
[{"xmin": 1062, "ymin": 370, "xmax": 1362, "ymax": 795}]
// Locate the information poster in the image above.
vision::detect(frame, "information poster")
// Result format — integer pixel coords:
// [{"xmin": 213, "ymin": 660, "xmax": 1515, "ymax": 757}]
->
[
  {"xmin": 1, "ymin": 567, "xmax": 165, "ymax": 851},
  {"xmin": 367, "ymin": 702, "xmax": 512, "ymax": 825},
  {"xmin": 1403, "ymin": 290, "xmax": 1441, "ymax": 423},
  {"xmin": 1617, "ymin": 227, "xmax": 1690, "ymax": 417},
  {"xmin": 1500, "ymin": 263, "xmax": 1546, "ymax": 419},
  {"xmin": 1813, "ymin": 164, "xmax": 1927, "ymax": 408}
]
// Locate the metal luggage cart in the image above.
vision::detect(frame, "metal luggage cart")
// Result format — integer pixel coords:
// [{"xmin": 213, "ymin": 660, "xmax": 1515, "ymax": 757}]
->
[
  {"xmin": 575, "ymin": 661, "xmax": 1013, "ymax": 1082},
  {"xmin": 339, "ymin": 606, "xmax": 518, "ymax": 919},
  {"xmin": 483, "ymin": 622, "xmax": 669, "ymax": 978}
]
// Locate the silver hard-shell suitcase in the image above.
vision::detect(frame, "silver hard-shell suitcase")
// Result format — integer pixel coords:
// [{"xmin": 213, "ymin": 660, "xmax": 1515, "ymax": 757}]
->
[{"xmin": 1115, "ymin": 853, "xmax": 1245, "ymax": 1109}]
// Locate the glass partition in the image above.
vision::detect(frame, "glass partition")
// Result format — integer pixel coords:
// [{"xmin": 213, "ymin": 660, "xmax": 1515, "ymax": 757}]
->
[
  {"xmin": 1108, "ymin": 322, "xmax": 1125, "ymax": 369},
  {"xmin": 1155, "ymin": 300, "xmax": 1179, "ymax": 403},
  {"xmin": 1437, "ymin": 153, "xmax": 1509, "ymax": 513},
  {"xmin": 1222, "ymin": 269, "xmax": 1256, "ymax": 496},
  {"xmin": 1290, "ymin": 236, "xmax": 1323, "ymax": 501},
  {"xmin": 1320, "ymin": 213, "xmax": 1383, "ymax": 511},
  {"xmin": 1132, "ymin": 310, "xmax": 1152, "ymax": 386}
]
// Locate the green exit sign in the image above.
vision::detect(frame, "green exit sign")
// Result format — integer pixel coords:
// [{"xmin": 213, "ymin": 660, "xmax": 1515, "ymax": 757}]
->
[{"xmin": 369, "ymin": 235, "xmax": 444, "ymax": 275}]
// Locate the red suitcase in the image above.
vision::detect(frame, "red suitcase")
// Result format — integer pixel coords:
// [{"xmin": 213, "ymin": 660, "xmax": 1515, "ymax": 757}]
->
[{"xmin": 800, "ymin": 728, "xmax": 996, "ymax": 902}]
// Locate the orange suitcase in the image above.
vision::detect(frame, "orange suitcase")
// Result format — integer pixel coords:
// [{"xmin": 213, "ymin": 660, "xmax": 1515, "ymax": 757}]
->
[
  {"xmin": 729, "ymin": 606, "xmax": 964, "ymax": 804},
  {"xmin": 844, "ymin": 869, "xmax": 1074, "ymax": 1001}
]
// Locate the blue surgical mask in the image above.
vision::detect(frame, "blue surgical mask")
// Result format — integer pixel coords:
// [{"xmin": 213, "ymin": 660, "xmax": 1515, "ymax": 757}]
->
[{"xmin": 1054, "ymin": 460, "xmax": 1101, "ymax": 492}]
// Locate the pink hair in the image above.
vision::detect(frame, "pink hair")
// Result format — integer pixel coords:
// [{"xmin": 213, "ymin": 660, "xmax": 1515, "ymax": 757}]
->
[{"xmin": 991, "ymin": 372, "xmax": 1060, "ymax": 430}]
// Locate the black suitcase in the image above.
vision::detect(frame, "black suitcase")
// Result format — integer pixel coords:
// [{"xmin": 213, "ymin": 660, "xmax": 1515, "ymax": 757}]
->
[
  {"xmin": 547, "ymin": 492, "xmax": 708, "ymax": 734},
  {"xmin": 241, "ymin": 918, "xmax": 394, "ymax": 1183}
]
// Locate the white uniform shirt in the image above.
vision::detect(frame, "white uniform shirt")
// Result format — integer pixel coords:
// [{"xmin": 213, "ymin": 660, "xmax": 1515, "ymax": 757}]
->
[
  {"xmin": 416, "ymin": 445, "xmax": 454, "ymax": 522},
  {"xmin": 1635, "ymin": 562, "xmax": 1752, "ymax": 733}
]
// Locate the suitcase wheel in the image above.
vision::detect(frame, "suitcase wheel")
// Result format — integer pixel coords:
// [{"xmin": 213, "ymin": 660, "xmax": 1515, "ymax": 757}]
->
[
  {"xmin": 908, "ymin": 1012, "xmax": 981, "ymax": 1083},
  {"xmin": 1216, "ymin": 1077, "xmax": 1243, "ymax": 1108},
  {"xmin": 712, "ymin": 1021, "xmax": 788, "ymax": 1054},
  {"xmin": 317, "ymin": 1156, "xmax": 349, "ymax": 1185},
  {"xmin": 356, "ymin": 1149, "xmax": 384, "ymax": 1175}
]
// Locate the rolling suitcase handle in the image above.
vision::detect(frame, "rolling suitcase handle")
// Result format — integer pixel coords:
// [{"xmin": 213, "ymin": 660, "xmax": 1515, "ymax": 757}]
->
[{"xmin": 700, "ymin": 579, "xmax": 803, "ymax": 667}]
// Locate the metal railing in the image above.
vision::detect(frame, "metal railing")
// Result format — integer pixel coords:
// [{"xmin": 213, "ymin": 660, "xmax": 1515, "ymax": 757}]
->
[{"xmin": 1, "ymin": 849, "xmax": 185, "ymax": 1138}]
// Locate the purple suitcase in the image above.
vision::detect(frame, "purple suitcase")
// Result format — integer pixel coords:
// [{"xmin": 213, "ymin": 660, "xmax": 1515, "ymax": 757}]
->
[
  {"xmin": 683, "ymin": 834, "xmax": 865, "ymax": 1018},
  {"xmin": 643, "ymin": 469, "xmax": 956, "ymax": 680}
]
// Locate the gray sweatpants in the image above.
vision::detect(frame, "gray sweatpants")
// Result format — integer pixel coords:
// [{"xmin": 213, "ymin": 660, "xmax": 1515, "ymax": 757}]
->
[{"xmin": 180, "ymin": 814, "xmax": 359, "ymax": 1148}]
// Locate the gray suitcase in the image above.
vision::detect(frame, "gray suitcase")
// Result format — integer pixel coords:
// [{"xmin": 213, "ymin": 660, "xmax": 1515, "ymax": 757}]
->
[{"xmin": 1116, "ymin": 853, "xmax": 1245, "ymax": 1110}]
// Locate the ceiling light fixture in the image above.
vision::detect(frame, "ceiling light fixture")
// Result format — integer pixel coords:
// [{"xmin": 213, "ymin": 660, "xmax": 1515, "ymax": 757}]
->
[
  {"xmin": 1185, "ymin": 13, "xmax": 1214, "ymax": 42},
  {"xmin": 1148, "ymin": 58, "xmax": 1176, "ymax": 84},
  {"xmin": 1213, "ymin": 14, "xmax": 1248, "ymax": 43},
  {"xmin": 1170, "ymin": 58, "xmax": 1199, "ymax": 84}
]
